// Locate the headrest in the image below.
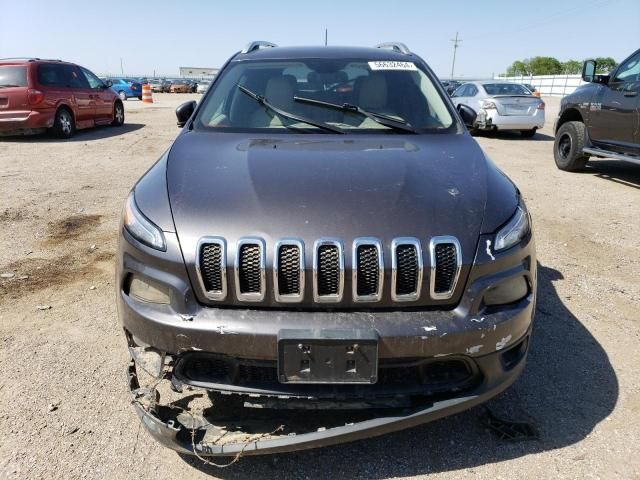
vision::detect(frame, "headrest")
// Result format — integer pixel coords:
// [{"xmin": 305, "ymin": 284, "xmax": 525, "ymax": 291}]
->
[
  {"xmin": 265, "ymin": 75, "xmax": 296, "ymax": 109},
  {"xmin": 357, "ymin": 73, "xmax": 387, "ymax": 109}
]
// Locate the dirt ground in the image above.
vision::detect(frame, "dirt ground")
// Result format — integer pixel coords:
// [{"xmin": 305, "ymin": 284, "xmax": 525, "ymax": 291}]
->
[{"xmin": 0, "ymin": 94, "xmax": 638, "ymax": 480}]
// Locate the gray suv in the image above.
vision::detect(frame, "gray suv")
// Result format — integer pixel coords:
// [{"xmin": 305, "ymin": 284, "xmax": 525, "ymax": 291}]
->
[{"xmin": 118, "ymin": 41, "xmax": 536, "ymax": 457}]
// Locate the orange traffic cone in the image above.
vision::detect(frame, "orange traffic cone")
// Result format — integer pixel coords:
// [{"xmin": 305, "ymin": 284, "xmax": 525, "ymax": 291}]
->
[{"xmin": 142, "ymin": 84, "xmax": 153, "ymax": 104}]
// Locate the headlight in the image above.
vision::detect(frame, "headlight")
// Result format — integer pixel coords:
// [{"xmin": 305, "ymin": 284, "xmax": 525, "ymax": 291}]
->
[
  {"xmin": 494, "ymin": 202, "xmax": 530, "ymax": 251},
  {"xmin": 123, "ymin": 191, "xmax": 166, "ymax": 251}
]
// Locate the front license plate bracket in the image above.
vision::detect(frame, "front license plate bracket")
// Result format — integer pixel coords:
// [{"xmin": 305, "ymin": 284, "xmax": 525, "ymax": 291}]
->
[{"xmin": 277, "ymin": 329, "xmax": 378, "ymax": 384}]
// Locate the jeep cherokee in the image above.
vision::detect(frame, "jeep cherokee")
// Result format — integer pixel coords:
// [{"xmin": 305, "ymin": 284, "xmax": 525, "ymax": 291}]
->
[{"xmin": 118, "ymin": 41, "xmax": 536, "ymax": 457}]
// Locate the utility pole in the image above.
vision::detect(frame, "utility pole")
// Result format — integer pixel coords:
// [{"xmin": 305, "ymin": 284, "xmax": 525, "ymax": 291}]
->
[
  {"xmin": 120, "ymin": 57, "xmax": 124, "ymax": 76},
  {"xmin": 450, "ymin": 32, "xmax": 462, "ymax": 80},
  {"xmin": 324, "ymin": 28, "xmax": 328, "ymax": 46}
]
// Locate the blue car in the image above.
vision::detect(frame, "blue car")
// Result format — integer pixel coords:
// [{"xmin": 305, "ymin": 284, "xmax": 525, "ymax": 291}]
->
[{"xmin": 108, "ymin": 78, "xmax": 142, "ymax": 101}]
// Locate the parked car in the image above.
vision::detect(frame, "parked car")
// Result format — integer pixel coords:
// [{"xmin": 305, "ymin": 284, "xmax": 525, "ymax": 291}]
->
[
  {"xmin": 149, "ymin": 79, "xmax": 164, "ymax": 92},
  {"xmin": 109, "ymin": 78, "xmax": 142, "ymax": 100},
  {"xmin": 0, "ymin": 58, "xmax": 124, "ymax": 138},
  {"xmin": 196, "ymin": 79, "xmax": 210, "ymax": 93},
  {"xmin": 554, "ymin": 48, "xmax": 640, "ymax": 171},
  {"xmin": 169, "ymin": 79, "xmax": 191, "ymax": 93},
  {"xmin": 441, "ymin": 79, "xmax": 461, "ymax": 95},
  {"xmin": 119, "ymin": 41, "xmax": 536, "ymax": 457},
  {"xmin": 161, "ymin": 79, "xmax": 173, "ymax": 92},
  {"xmin": 451, "ymin": 81, "xmax": 545, "ymax": 136}
]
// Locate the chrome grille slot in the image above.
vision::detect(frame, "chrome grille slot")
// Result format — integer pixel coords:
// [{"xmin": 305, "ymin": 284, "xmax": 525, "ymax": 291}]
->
[
  {"xmin": 391, "ymin": 238, "xmax": 423, "ymax": 302},
  {"xmin": 274, "ymin": 239, "xmax": 304, "ymax": 303},
  {"xmin": 196, "ymin": 237, "xmax": 227, "ymax": 301},
  {"xmin": 313, "ymin": 239, "xmax": 344, "ymax": 302},
  {"xmin": 353, "ymin": 238, "xmax": 383, "ymax": 302},
  {"xmin": 235, "ymin": 238, "xmax": 266, "ymax": 301},
  {"xmin": 429, "ymin": 236, "xmax": 461, "ymax": 300}
]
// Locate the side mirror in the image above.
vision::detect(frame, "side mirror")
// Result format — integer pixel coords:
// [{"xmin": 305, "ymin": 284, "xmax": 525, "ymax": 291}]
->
[
  {"xmin": 176, "ymin": 100, "xmax": 197, "ymax": 128},
  {"xmin": 104, "ymin": 79, "xmax": 113, "ymax": 88},
  {"xmin": 457, "ymin": 104, "xmax": 476, "ymax": 129},
  {"xmin": 582, "ymin": 59, "xmax": 597, "ymax": 82}
]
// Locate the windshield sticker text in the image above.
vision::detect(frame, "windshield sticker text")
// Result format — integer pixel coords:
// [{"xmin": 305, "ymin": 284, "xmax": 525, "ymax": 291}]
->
[{"xmin": 368, "ymin": 61, "xmax": 417, "ymax": 71}]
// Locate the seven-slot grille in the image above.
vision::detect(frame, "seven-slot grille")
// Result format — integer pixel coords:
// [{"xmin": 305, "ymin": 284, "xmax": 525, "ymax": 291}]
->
[{"xmin": 196, "ymin": 236, "xmax": 461, "ymax": 303}]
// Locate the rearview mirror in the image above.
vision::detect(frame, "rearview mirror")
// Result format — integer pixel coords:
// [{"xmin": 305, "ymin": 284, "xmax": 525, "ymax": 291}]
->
[
  {"xmin": 176, "ymin": 100, "xmax": 197, "ymax": 128},
  {"xmin": 104, "ymin": 79, "xmax": 113, "ymax": 88},
  {"xmin": 457, "ymin": 104, "xmax": 477, "ymax": 129}
]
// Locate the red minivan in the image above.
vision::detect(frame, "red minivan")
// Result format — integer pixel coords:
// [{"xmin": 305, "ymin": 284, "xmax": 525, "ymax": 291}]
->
[{"xmin": 0, "ymin": 58, "xmax": 124, "ymax": 139}]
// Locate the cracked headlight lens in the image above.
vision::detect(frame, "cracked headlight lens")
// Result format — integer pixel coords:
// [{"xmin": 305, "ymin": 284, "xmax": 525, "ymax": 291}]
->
[
  {"xmin": 123, "ymin": 192, "xmax": 166, "ymax": 251},
  {"xmin": 495, "ymin": 203, "xmax": 530, "ymax": 251}
]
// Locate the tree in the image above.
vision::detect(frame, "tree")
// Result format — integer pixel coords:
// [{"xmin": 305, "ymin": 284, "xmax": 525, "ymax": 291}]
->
[
  {"xmin": 594, "ymin": 57, "xmax": 618, "ymax": 73},
  {"xmin": 528, "ymin": 56, "xmax": 563, "ymax": 75},
  {"xmin": 506, "ymin": 60, "xmax": 530, "ymax": 76},
  {"xmin": 562, "ymin": 60, "xmax": 582, "ymax": 74}
]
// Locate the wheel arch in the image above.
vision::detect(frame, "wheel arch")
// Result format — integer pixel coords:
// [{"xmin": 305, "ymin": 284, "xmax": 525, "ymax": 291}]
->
[{"xmin": 555, "ymin": 108, "xmax": 583, "ymax": 133}]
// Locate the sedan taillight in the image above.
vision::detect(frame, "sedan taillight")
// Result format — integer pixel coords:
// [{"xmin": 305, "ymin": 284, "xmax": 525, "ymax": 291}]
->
[
  {"xmin": 27, "ymin": 89, "xmax": 45, "ymax": 105},
  {"xmin": 537, "ymin": 102, "xmax": 545, "ymax": 110},
  {"xmin": 482, "ymin": 100, "xmax": 497, "ymax": 110}
]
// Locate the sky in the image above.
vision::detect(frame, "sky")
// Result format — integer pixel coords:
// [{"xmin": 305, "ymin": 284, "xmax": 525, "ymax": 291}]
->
[{"xmin": 1, "ymin": 0, "xmax": 639, "ymax": 78}]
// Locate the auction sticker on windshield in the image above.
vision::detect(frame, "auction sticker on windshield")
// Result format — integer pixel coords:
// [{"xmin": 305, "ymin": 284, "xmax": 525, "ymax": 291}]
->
[{"xmin": 368, "ymin": 61, "xmax": 417, "ymax": 71}]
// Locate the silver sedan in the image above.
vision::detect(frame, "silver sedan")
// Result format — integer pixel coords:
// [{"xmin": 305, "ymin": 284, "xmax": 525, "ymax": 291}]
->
[{"xmin": 451, "ymin": 81, "xmax": 545, "ymax": 137}]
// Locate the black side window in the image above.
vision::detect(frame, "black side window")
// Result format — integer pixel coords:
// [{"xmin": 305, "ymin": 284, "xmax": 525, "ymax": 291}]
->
[
  {"xmin": 37, "ymin": 64, "xmax": 67, "ymax": 87},
  {"xmin": 64, "ymin": 65, "xmax": 88, "ymax": 89}
]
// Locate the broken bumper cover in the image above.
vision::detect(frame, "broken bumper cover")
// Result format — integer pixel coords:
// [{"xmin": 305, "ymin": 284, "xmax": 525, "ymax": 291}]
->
[
  {"xmin": 118, "ymin": 230, "xmax": 536, "ymax": 455},
  {"xmin": 127, "ymin": 336, "xmax": 528, "ymax": 456}
]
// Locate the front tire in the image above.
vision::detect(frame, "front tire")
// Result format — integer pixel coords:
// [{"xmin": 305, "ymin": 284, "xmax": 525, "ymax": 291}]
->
[
  {"xmin": 111, "ymin": 101, "xmax": 125, "ymax": 126},
  {"xmin": 520, "ymin": 128, "xmax": 536, "ymax": 138},
  {"xmin": 554, "ymin": 121, "xmax": 589, "ymax": 171},
  {"xmin": 118, "ymin": 90, "xmax": 127, "ymax": 101},
  {"xmin": 51, "ymin": 108, "xmax": 75, "ymax": 139}
]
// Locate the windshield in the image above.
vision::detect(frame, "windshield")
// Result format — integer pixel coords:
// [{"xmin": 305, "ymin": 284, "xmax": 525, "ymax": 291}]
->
[
  {"xmin": 483, "ymin": 83, "xmax": 531, "ymax": 96},
  {"xmin": 0, "ymin": 66, "xmax": 28, "ymax": 87},
  {"xmin": 195, "ymin": 58, "xmax": 455, "ymax": 133}
]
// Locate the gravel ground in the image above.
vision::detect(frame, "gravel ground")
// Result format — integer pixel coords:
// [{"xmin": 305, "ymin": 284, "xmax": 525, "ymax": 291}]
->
[{"xmin": 0, "ymin": 94, "xmax": 638, "ymax": 480}]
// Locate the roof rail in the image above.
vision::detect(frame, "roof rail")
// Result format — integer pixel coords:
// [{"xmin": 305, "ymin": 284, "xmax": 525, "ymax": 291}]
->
[
  {"xmin": 240, "ymin": 41, "xmax": 278, "ymax": 54},
  {"xmin": 375, "ymin": 42, "xmax": 411, "ymax": 54}
]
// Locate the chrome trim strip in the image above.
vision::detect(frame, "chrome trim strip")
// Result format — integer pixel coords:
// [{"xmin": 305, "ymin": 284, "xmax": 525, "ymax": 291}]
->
[
  {"xmin": 273, "ymin": 238, "xmax": 305, "ymax": 303},
  {"xmin": 391, "ymin": 237, "xmax": 423, "ymax": 302},
  {"xmin": 234, "ymin": 237, "xmax": 266, "ymax": 302},
  {"xmin": 429, "ymin": 236, "xmax": 462, "ymax": 300},
  {"xmin": 195, "ymin": 236, "xmax": 227, "ymax": 301},
  {"xmin": 352, "ymin": 237, "xmax": 384, "ymax": 302},
  {"xmin": 313, "ymin": 238, "xmax": 344, "ymax": 303}
]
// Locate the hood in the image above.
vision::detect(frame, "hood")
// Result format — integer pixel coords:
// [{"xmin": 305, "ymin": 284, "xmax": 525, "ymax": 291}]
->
[{"xmin": 166, "ymin": 131, "xmax": 508, "ymax": 308}]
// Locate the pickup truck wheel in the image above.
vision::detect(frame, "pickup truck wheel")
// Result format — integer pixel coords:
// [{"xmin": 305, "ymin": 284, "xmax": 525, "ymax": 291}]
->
[{"xmin": 554, "ymin": 121, "xmax": 589, "ymax": 171}]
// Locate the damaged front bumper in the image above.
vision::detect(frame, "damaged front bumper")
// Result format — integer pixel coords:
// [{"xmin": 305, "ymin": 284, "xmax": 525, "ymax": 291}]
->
[{"xmin": 127, "ymin": 330, "xmax": 529, "ymax": 456}]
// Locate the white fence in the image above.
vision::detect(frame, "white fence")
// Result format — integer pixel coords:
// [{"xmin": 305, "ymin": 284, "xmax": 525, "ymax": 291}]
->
[{"xmin": 493, "ymin": 74, "xmax": 586, "ymax": 97}]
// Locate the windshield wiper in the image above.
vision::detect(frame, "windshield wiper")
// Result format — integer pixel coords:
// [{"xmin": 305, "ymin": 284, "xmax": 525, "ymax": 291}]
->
[
  {"xmin": 238, "ymin": 85, "xmax": 344, "ymax": 134},
  {"xmin": 293, "ymin": 96, "xmax": 417, "ymax": 133},
  {"xmin": 0, "ymin": 84, "xmax": 22, "ymax": 89}
]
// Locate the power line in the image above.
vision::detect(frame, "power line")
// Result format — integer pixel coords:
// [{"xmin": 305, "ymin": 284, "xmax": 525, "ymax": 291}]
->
[{"xmin": 450, "ymin": 32, "xmax": 462, "ymax": 79}]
